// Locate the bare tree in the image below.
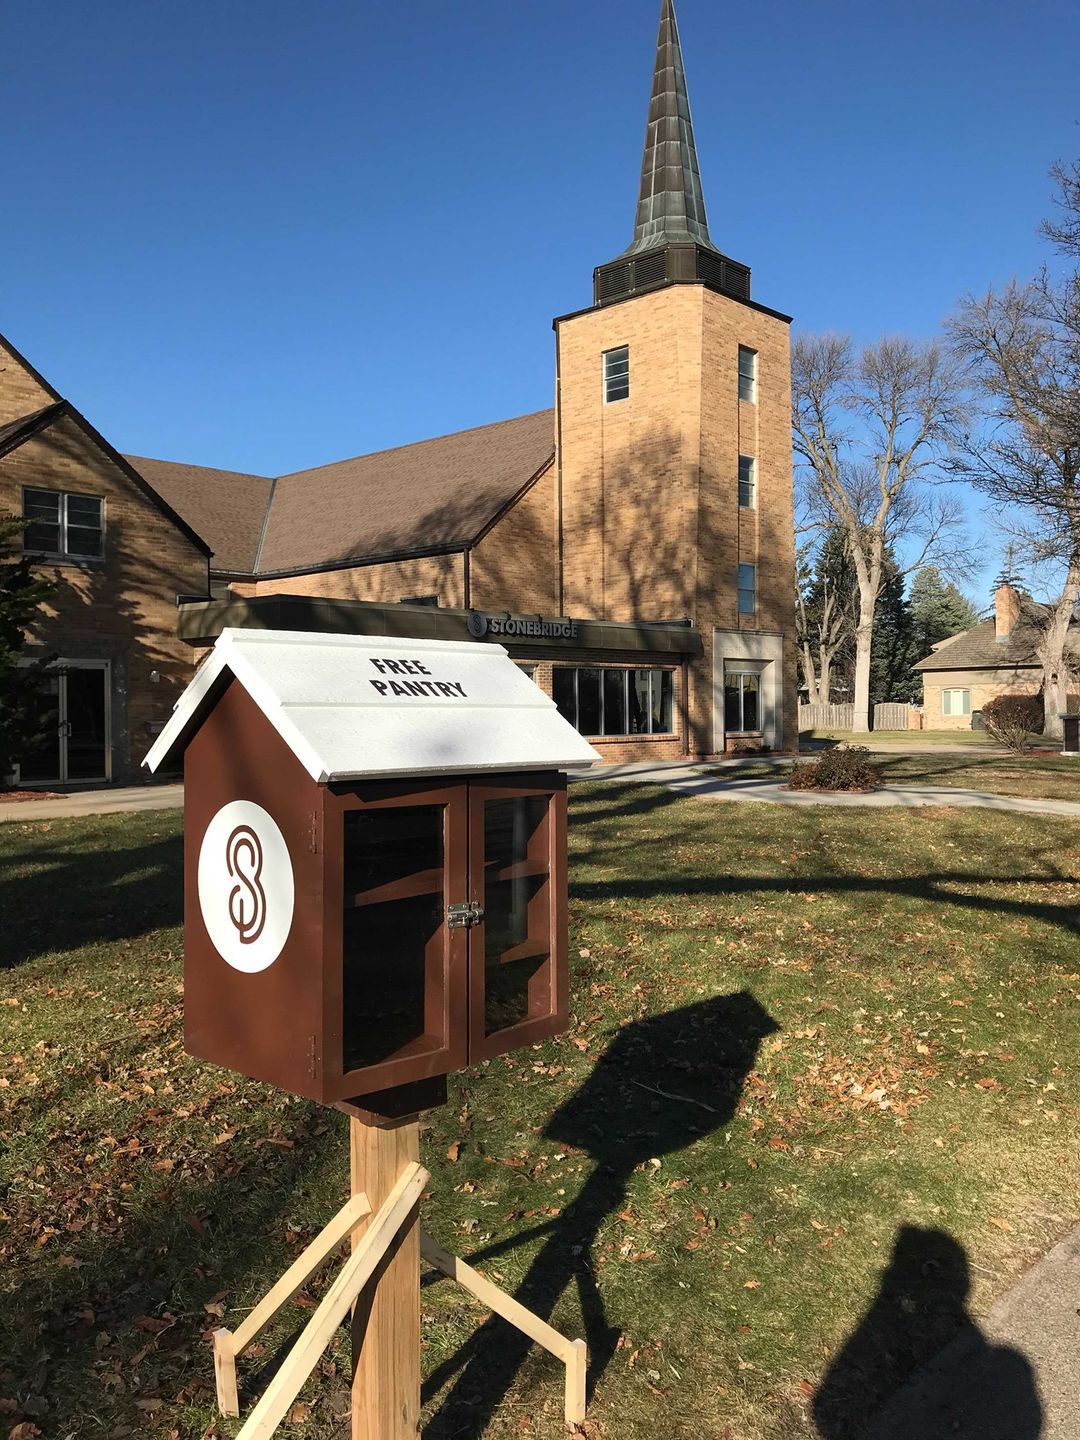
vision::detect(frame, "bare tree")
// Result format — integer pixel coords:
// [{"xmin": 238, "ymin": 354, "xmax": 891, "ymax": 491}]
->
[
  {"xmin": 792, "ymin": 334, "xmax": 966, "ymax": 732},
  {"xmin": 795, "ymin": 532, "xmax": 857, "ymax": 705},
  {"xmin": 948, "ymin": 163, "xmax": 1080, "ymax": 737}
]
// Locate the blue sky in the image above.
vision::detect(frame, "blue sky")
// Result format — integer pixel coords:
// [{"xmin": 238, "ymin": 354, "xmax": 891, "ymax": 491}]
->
[{"xmin": 4, "ymin": 1, "xmax": 1078, "ymax": 596}]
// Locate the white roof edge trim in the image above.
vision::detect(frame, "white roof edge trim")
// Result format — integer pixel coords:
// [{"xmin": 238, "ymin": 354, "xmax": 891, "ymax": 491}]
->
[
  {"xmin": 143, "ymin": 628, "xmax": 601, "ymax": 777},
  {"xmin": 143, "ymin": 648, "xmax": 227, "ymax": 772}
]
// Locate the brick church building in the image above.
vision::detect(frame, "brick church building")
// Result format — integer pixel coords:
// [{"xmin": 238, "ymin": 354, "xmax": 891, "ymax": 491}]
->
[{"xmin": 0, "ymin": 0, "xmax": 796, "ymax": 785}]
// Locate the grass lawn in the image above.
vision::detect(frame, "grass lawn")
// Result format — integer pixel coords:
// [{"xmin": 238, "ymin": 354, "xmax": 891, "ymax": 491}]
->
[
  {"xmin": 801, "ymin": 727, "xmax": 1061, "ymax": 749},
  {"xmin": 721, "ymin": 751, "xmax": 1080, "ymax": 803},
  {"xmin": 1, "ymin": 792, "xmax": 1078, "ymax": 1440}
]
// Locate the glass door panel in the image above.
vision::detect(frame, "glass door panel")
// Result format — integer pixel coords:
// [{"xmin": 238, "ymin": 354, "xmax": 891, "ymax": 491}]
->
[
  {"xmin": 481, "ymin": 796, "xmax": 551, "ymax": 1034},
  {"xmin": 469, "ymin": 785, "xmax": 565, "ymax": 1061},
  {"xmin": 18, "ymin": 675, "xmax": 61, "ymax": 783},
  {"xmin": 66, "ymin": 668, "xmax": 108, "ymax": 780},
  {"xmin": 341, "ymin": 804, "xmax": 446, "ymax": 1073}
]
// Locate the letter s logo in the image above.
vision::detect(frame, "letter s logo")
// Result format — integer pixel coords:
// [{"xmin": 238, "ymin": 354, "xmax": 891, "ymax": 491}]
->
[
  {"xmin": 198, "ymin": 802, "xmax": 294, "ymax": 972},
  {"xmin": 226, "ymin": 824, "xmax": 266, "ymax": 945}
]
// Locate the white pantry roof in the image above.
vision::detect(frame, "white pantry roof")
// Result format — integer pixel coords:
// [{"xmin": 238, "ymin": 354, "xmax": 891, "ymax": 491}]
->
[{"xmin": 143, "ymin": 628, "xmax": 600, "ymax": 782}]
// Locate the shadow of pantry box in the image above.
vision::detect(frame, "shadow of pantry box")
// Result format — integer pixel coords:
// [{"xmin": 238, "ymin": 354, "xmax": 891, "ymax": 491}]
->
[{"xmin": 145, "ymin": 628, "xmax": 599, "ymax": 1107}]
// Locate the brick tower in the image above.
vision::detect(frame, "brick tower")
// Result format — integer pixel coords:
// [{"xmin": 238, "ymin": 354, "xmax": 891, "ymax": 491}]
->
[{"xmin": 554, "ymin": 0, "xmax": 797, "ymax": 756}]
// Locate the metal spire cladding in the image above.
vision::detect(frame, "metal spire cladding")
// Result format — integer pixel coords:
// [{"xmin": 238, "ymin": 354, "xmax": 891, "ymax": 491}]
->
[
  {"xmin": 623, "ymin": 0, "xmax": 717, "ymax": 257},
  {"xmin": 590, "ymin": 0, "xmax": 752, "ymax": 307}
]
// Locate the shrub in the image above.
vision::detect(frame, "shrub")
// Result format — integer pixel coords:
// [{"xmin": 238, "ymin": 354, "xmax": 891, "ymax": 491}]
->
[
  {"xmin": 980, "ymin": 693, "xmax": 1043, "ymax": 754},
  {"xmin": 787, "ymin": 745, "xmax": 882, "ymax": 792}
]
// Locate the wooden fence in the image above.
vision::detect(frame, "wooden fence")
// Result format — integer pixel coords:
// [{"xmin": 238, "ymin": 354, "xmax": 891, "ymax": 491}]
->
[
  {"xmin": 873, "ymin": 703, "xmax": 912, "ymax": 731},
  {"xmin": 798, "ymin": 703, "xmax": 855, "ymax": 731},
  {"xmin": 798, "ymin": 702, "xmax": 914, "ymax": 732}
]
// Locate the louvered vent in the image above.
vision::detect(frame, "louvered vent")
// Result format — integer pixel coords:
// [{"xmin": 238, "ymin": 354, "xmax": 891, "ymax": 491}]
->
[
  {"xmin": 593, "ymin": 245, "xmax": 752, "ymax": 307},
  {"xmin": 598, "ymin": 262, "xmax": 632, "ymax": 302},
  {"xmin": 633, "ymin": 251, "xmax": 667, "ymax": 288},
  {"xmin": 696, "ymin": 250, "xmax": 750, "ymax": 299}
]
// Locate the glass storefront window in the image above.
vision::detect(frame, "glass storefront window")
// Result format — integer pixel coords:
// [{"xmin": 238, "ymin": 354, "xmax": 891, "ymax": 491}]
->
[{"xmin": 551, "ymin": 667, "xmax": 677, "ymax": 738}]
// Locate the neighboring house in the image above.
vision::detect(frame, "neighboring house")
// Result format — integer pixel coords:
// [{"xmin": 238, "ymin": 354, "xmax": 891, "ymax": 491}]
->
[
  {"xmin": 0, "ymin": 0, "xmax": 798, "ymax": 782},
  {"xmin": 915, "ymin": 582, "xmax": 1080, "ymax": 729}
]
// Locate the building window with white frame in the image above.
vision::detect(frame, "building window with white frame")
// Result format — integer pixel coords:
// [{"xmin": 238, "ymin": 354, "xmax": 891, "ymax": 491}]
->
[
  {"xmin": 941, "ymin": 687, "xmax": 971, "ymax": 717},
  {"xmin": 738, "ymin": 346, "xmax": 757, "ymax": 403},
  {"xmin": 737, "ymin": 562, "xmax": 756, "ymax": 615},
  {"xmin": 738, "ymin": 454, "xmax": 756, "ymax": 508},
  {"xmin": 603, "ymin": 346, "xmax": 630, "ymax": 403},
  {"xmin": 724, "ymin": 669, "xmax": 761, "ymax": 733},
  {"xmin": 22, "ymin": 488, "xmax": 104, "ymax": 560}
]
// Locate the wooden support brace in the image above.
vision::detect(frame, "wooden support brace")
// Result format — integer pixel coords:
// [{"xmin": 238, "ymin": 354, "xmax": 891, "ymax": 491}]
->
[
  {"xmin": 234, "ymin": 1162, "xmax": 428, "ymax": 1440},
  {"xmin": 419, "ymin": 1230, "xmax": 588, "ymax": 1428},
  {"xmin": 212, "ymin": 1190, "xmax": 373, "ymax": 1417}
]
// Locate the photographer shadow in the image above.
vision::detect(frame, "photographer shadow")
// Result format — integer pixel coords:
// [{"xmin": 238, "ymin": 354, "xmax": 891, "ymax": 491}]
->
[
  {"xmin": 423, "ymin": 990, "xmax": 779, "ymax": 1435},
  {"xmin": 813, "ymin": 1226, "xmax": 1042, "ymax": 1440}
]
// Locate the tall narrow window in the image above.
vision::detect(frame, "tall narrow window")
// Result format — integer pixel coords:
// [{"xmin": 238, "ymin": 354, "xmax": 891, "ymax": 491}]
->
[
  {"xmin": 738, "ymin": 562, "xmax": 756, "ymax": 615},
  {"xmin": 738, "ymin": 346, "xmax": 757, "ymax": 403},
  {"xmin": 23, "ymin": 489, "xmax": 104, "ymax": 560},
  {"xmin": 603, "ymin": 346, "xmax": 630, "ymax": 403},
  {"xmin": 724, "ymin": 670, "xmax": 761, "ymax": 732},
  {"xmin": 738, "ymin": 455, "xmax": 756, "ymax": 508}
]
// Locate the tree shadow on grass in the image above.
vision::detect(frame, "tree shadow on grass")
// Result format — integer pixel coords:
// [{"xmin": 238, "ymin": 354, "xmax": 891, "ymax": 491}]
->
[
  {"xmin": 813, "ymin": 1226, "xmax": 1042, "ymax": 1440},
  {"xmin": 0, "ymin": 1099, "xmax": 348, "ymax": 1434},
  {"xmin": 0, "ymin": 821, "xmax": 182, "ymax": 969},
  {"xmin": 421, "ymin": 991, "xmax": 779, "ymax": 1436}
]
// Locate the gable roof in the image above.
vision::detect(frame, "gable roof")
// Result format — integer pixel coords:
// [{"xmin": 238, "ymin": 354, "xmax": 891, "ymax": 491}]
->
[
  {"xmin": 144, "ymin": 628, "xmax": 599, "ymax": 780},
  {"xmin": 0, "ymin": 397, "xmax": 212, "ymax": 557},
  {"xmin": 256, "ymin": 409, "xmax": 555, "ymax": 575},
  {"xmin": 915, "ymin": 603, "xmax": 1080, "ymax": 672},
  {"xmin": 125, "ymin": 408, "xmax": 555, "ymax": 578},
  {"xmin": 126, "ymin": 454, "xmax": 274, "ymax": 574},
  {"xmin": 2, "ymin": 330, "xmax": 554, "ymax": 579}
]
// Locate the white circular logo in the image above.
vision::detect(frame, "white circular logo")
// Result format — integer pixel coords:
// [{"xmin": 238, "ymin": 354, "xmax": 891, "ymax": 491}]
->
[{"xmin": 197, "ymin": 801, "xmax": 295, "ymax": 973}]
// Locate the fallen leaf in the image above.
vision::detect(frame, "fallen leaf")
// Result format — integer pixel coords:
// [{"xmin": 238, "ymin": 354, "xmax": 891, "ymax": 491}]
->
[{"xmin": 447, "ymin": 1141, "xmax": 461, "ymax": 1163}]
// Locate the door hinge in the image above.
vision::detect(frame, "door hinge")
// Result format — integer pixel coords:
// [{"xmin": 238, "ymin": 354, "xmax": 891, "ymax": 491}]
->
[
  {"xmin": 447, "ymin": 901, "xmax": 484, "ymax": 929},
  {"xmin": 309, "ymin": 812, "xmax": 319, "ymax": 854}
]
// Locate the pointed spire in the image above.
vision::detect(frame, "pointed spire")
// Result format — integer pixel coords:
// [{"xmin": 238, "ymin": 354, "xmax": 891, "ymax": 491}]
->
[{"xmin": 622, "ymin": 0, "xmax": 716, "ymax": 256}]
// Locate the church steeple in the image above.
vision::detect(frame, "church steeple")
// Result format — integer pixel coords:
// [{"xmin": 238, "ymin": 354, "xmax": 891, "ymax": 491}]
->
[
  {"xmin": 593, "ymin": 0, "xmax": 751, "ymax": 308},
  {"xmin": 623, "ymin": 0, "xmax": 714, "ymax": 255}
]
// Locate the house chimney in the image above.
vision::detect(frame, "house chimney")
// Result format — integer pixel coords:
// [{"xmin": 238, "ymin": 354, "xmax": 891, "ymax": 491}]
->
[{"xmin": 994, "ymin": 582, "xmax": 1020, "ymax": 641}]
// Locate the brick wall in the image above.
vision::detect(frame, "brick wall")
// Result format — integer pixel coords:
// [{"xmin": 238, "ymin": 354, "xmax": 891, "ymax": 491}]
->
[
  {"xmin": 0, "ymin": 411, "xmax": 208, "ymax": 780},
  {"xmin": 555, "ymin": 283, "xmax": 796, "ymax": 756},
  {"xmin": 0, "ymin": 337, "xmax": 55, "ymax": 426},
  {"xmin": 469, "ymin": 460, "xmax": 558, "ymax": 614},
  {"xmin": 249, "ymin": 551, "xmax": 467, "ymax": 609}
]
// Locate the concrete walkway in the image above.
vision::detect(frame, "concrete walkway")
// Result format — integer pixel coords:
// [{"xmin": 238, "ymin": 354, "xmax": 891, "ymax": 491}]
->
[
  {"xmin": 583, "ymin": 762, "xmax": 1080, "ymax": 818},
  {"xmin": 864, "ymin": 1225, "xmax": 1080, "ymax": 1440},
  {"xmin": 0, "ymin": 783, "xmax": 183, "ymax": 823}
]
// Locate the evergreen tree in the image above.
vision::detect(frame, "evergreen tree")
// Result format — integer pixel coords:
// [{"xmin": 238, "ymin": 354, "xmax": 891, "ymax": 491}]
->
[
  {"xmin": 909, "ymin": 565, "xmax": 980, "ymax": 658},
  {"xmin": 800, "ymin": 526, "xmax": 858, "ymax": 701},
  {"xmin": 0, "ymin": 513, "xmax": 54, "ymax": 785},
  {"xmin": 869, "ymin": 549, "xmax": 918, "ymax": 705}
]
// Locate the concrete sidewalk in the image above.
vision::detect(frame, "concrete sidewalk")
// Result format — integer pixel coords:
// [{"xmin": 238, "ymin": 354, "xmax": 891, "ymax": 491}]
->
[
  {"xmin": 864, "ymin": 1226, "xmax": 1080, "ymax": 1440},
  {"xmin": 0, "ymin": 783, "xmax": 183, "ymax": 823},
  {"xmin": 582, "ymin": 762, "xmax": 1080, "ymax": 818}
]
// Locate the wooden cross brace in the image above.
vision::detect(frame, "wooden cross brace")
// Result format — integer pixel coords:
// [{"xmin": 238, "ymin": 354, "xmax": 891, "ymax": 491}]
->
[{"xmin": 211, "ymin": 1142, "xmax": 587, "ymax": 1437}]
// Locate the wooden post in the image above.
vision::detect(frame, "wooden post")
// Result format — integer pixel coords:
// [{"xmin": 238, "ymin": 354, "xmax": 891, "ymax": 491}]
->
[{"xmin": 350, "ymin": 1114, "xmax": 421, "ymax": 1440}]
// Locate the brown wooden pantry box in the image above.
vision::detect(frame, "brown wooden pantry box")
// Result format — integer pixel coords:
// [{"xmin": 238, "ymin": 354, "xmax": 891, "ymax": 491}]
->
[{"xmin": 144, "ymin": 629, "xmax": 599, "ymax": 1105}]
